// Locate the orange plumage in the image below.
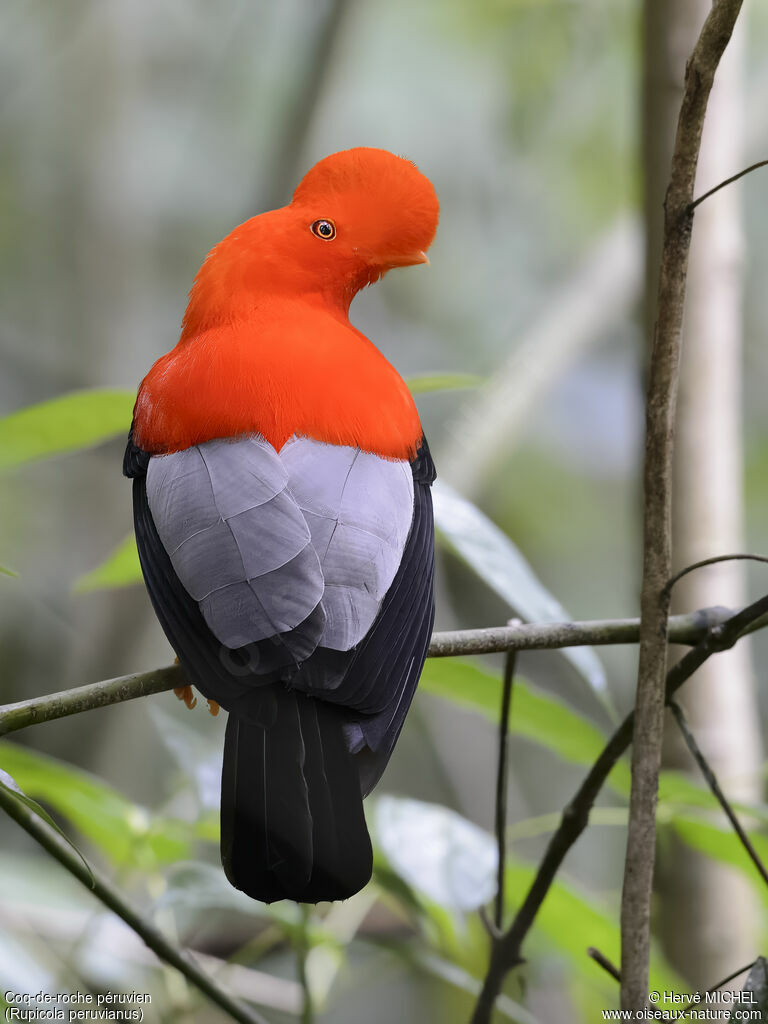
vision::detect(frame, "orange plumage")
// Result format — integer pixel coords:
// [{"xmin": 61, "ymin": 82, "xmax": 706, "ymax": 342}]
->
[{"xmin": 132, "ymin": 147, "xmax": 439, "ymax": 460}]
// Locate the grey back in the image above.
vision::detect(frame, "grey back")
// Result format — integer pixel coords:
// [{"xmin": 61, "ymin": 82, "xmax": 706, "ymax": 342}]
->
[{"xmin": 146, "ymin": 435, "xmax": 414, "ymax": 657}]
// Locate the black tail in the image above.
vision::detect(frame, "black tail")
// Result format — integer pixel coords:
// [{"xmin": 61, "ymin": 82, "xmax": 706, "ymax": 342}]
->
[{"xmin": 220, "ymin": 686, "xmax": 373, "ymax": 903}]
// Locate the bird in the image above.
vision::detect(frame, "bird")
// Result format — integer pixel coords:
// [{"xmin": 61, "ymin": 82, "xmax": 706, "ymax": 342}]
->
[{"xmin": 124, "ymin": 147, "xmax": 439, "ymax": 904}]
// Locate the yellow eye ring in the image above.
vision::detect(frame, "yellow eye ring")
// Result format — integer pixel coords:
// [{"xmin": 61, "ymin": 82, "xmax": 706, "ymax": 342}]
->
[{"xmin": 310, "ymin": 219, "xmax": 336, "ymax": 240}]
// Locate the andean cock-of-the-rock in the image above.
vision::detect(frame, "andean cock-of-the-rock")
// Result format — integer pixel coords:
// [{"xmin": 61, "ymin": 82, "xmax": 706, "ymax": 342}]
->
[{"xmin": 125, "ymin": 147, "xmax": 439, "ymax": 903}]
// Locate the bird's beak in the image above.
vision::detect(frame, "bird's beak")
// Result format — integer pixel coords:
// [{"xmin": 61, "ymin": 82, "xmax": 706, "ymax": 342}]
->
[{"xmin": 385, "ymin": 250, "xmax": 430, "ymax": 269}]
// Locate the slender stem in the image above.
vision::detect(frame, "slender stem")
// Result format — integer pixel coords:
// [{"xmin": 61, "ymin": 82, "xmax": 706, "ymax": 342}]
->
[
  {"xmin": 587, "ymin": 947, "xmax": 621, "ymax": 984},
  {"xmin": 706, "ymin": 961, "xmax": 754, "ymax": 993},
  {"xmin": 664, "ymin": 553, "xmax": 768, "ymax": 597},
  {"xmin": 494, "ymin": 648, "xmax": 517, "ymax": 930},
  {"xmin": 669, "ymin": 701, "xmax": 768, "ymax": 888},
  {"xmin": 689, "ymin": 159, "xmax": 768, "ymax": 211},
  {"xmin": 679, "ymin": 960, "xmax": 756, "ymax": 1019},
  {"xmin": 0, "ymin": 784, "xmax": 269, "ymax": 1024},
  {"xmin": 0, "ymin": 608, "xmax": 744, "ymax": 739},
  {"xmin": 623, "ymin": 0, "xmax": 745, "ymax": 1009}
]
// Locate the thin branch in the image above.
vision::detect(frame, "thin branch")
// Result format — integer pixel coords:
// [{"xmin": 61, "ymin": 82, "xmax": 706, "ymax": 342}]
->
[
  {"xmin": 669, "ymin": 701, "xmax": 768, "ymax": 888},
  {"xmin": 469, "ymin": 591, "xmax": 768, "ymax": 1024},
  {"xmin": 689, "ymin": 159, "xmax": 768, "ymax": 211},
  {"xmin": 706, "ymin": 961, "xmax": 754, "ymax": 993},
  {"xmin": 494, "ymin": 645, "xmax": 518, "ymax": 930},
  {"xmin": 0, "ymin": 783, "xmax": 269, "ymax": 1024},
  {"xmin": 679, "ymin": 961, "xmax": 757, "ymax": 1020},
  {"xmin": 587, "ymin": 947, "xmax": 621, "ymax": 984},
  {"xmin": 0, "ymin": 607, "xmax": 747, "ymax": 739},
  {"xmin": 623, "ymin": 0, "xmax": 744, "ymax": 1010},
  {"xmin": 663, "ymin": 553, "xmax": 768, "ymax": 597}
]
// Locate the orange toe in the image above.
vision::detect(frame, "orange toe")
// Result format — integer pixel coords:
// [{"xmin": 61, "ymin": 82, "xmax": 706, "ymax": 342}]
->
[
  {"xmin": 206, "ymin": 699, "xmax": 220, "ymax": 717},
  {"xmin": 173, "ymin": 684, "xmax": 197, "ymax": 710}
]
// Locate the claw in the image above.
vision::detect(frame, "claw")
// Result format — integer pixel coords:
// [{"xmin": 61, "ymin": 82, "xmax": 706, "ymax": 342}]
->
[
  {"xmin": 173, "ymin": 684, "xmax": 197, "ymax": 710},
  {"xmin": 206, "ymin": 700, "xmax": 220, "ymax": 717}
]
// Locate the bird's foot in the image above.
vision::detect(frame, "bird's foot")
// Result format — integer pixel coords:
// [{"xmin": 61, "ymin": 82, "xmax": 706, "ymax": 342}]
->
[
  {"xmin": 173, "ymin": 683, "xmax": 219, "ymax": 717},
  {"xmin": 174, "ymin": 684, "xmax": 197, "ymax": 710}
]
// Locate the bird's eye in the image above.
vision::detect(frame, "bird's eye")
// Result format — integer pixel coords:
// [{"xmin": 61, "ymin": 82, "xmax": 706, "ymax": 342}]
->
[{"xmin": 310, "ymin": 219, "xmax": 336, "ymax": 240}]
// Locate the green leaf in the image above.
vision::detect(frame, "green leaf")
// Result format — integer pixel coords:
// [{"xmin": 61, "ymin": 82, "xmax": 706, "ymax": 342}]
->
[
  {"xmin": 74, "ymin": 534, "xmax": 142, "ymax": 593},
  {"xmin": 728, "ymin": 958, "xmax": 768, "ymax": 1020},
  {"xmin": 670, "ymin": 815, "xmax": 768, "ymax": 900},
  {"xmin": 406, "ymin": 373, "xmax": 484, "ymax": 394},
  {"xmin": 432, "ymin": 481, "xmax": 612, "ymax": 716},
  {"xmin": 0, "ymin": 389, "xmax": 134, "ymax": 471},
  {"xmin": 0, "ymin": 742, "xmax": 191, "ymax": 867},
  {"xmin": 0, "ymin": 768, "xmax": 95, "ymax": 888},
  {"xmin": 0, "ymin": 564, "xmax": 18, "ymax": 578},
  {"xmin": 418, "ymin": 659, "xmax": 630, "ymax": 796},
  {"xmin": 658, "ymin": 769, "xmax": 768, "ymax": 826}
]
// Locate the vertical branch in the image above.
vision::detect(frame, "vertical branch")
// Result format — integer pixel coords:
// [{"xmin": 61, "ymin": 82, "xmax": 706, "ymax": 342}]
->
[
  {"xmin": 621, "ymin": 0, "xmax": 745, "ymax": 1010},
  {"xmin": 649, "ymin": 0, "xmax": 760, "ymax": 986},
  {"xmin": 494, "ymin": 647, "xmax": 518, "ymax": 930}
]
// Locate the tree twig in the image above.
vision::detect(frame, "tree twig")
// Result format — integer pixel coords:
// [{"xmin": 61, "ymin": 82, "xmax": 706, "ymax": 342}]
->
[
  {"xmin": 0, "ymin": 608, "xmax": 748, "ymax": 739},
  {"xmin": 706, "ymin": 961, "xmax": 754, "ymax": 993},
  {"xmin": 587, "ymin": 947, "xmax": 621, "ymax": 984},
  {"xmin": 668, "ymin": 701, "xmax": 768, "ymax": 888},
  {"xmin": 469, "ymin": 591, "xmax": 768, "ymax": 1024},
  {"xmin": 623, "ymin": 0, "xmax": 745, "ymax": 1010},
  {"xmin": 494, "ymin": 645, "xmax": 518, "ymax": 930},
  {"xmin": 0, "ymin": 783, "xmax": 269, "ymax": 1024},
  {"xmin": 689, "ymin": 159, "xmax": 768, "ymax": 211},
  {"xmin": 663, "ymin": 553, "xmax": 768, "ymax": 597}
]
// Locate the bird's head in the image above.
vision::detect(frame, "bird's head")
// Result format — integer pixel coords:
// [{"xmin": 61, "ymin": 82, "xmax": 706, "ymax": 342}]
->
[
  {"xmin": 289, "ymin": 147, "xmax": 439, "ymax": 283},
  {"xmin": 181, "ymin": 148, "xmax": 439, "ymax": 336}
]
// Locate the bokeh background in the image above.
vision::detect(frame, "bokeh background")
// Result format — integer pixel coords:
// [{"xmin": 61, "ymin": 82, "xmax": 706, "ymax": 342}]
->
[{"xmin": 2, "ymin": 1, "xmax": 768, "ymax": 1021}]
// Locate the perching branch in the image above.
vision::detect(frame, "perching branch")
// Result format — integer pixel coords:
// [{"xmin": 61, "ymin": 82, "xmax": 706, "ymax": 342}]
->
[
  {"xmin": 0, "ymin": 607, "xmax": 748, "ymax": 738},
  {"xmin": 0, "ymin": 781, "xmax": 270, "ymax": 1024},
  {"xmin": 469, "ymin": 590, "xmax": 768, "ymax": 1024},
  {"xmin": 623, "ymin": 0, "xmax": 745, "ymax": 1010}
]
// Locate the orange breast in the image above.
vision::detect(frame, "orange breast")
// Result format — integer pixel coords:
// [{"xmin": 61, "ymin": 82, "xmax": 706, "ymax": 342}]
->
[{"xmin": 132, "ymin": 301, "xmax": 423, "ymax": 462}]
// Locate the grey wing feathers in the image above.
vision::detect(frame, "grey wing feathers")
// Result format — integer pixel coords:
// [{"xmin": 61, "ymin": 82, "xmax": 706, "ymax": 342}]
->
[
  {"xmin": 146, "ymin": 438, "xmax": 325, "ymax": 651},
  {"xmin": 145, "ymin": 435, "xmax": 414, "ymax": 661},
  {"xmin": 280, "ymin": 438, "xmax": 414, "ymax": 651}
]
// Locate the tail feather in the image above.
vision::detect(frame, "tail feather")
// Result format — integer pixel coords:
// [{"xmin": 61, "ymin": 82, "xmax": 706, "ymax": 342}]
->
[
  {"xmin": 299, "ymin": 698, "xmax": 373, "ymax": 901},
  {"xmin": 221, "ymin": 686, "xmax": 372, "ymax": 904}
]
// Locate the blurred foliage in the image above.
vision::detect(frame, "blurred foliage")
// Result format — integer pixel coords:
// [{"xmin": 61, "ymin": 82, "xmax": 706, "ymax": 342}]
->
[
  {"xmin": 0, "ymin": 390, "xmax": 134, "ymax": 471},
  {"xmin": 2, "ymin": 1, "xmax": 768, "ymax": 1022}
]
